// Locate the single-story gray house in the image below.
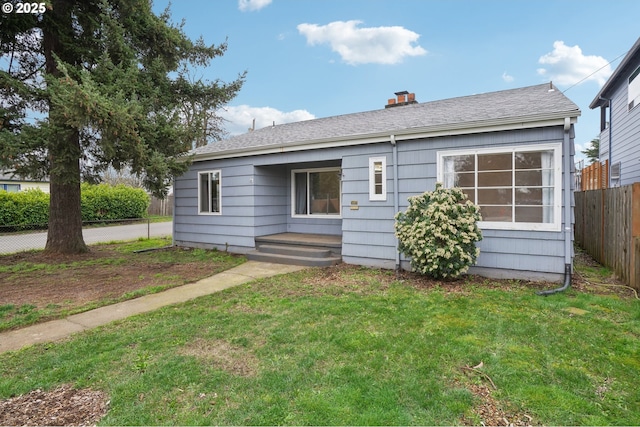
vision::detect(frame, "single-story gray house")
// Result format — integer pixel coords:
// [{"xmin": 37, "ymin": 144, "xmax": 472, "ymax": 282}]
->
[{"xmin": 173, "ymin": 83, "xmax": 581, "ymax": 282}]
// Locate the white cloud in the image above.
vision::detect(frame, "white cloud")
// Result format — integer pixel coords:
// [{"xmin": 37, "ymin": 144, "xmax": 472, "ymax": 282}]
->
[
  {"xmin": 220, "ymin": 105, "xmax": 315, "ymax": 136},
  {"xmin": 502, "ymin": 71, "xmax": 514, "ymax": 83},
  {"xmin": 238, "ymin": 0, "xmax": 272, "ymax": 12},
  {"xmin": 297, "ymin": 20, "xmax": 427, "ymax": 65},
  {"xmin": 537, "ymin": 41, "xmax": 612, "ymax": 87}
]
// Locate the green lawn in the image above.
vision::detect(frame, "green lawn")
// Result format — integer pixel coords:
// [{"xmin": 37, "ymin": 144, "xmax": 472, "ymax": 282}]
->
[{"xmin": 1, "ymin": 263, "xmax": 639, "ymax": 425}]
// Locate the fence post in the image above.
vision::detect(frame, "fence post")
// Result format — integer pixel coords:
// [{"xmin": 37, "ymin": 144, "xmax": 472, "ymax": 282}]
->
[{"xmin": 147, "ymin": 217, "xmax": 150, "ymax": 239}]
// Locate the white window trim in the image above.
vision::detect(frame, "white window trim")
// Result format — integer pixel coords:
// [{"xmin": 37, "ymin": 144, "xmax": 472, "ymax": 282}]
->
[
  {"xmin": 436, "ymin": 143, "xmax": 563, "ymax": 232},
  {"xmin": 369, "ymin": 156, "xmax": 387, "ymax": 201},
  {"xmin": 629, "ymin": 65, "xmax": 640, "ymax": 111},
  {"xmin": 197, "ymin": 170, "xmax": 222, "ymax": 215},
  {"xmin": 291, "ymin": 167, "xmax": 342, "ymax": 218}
]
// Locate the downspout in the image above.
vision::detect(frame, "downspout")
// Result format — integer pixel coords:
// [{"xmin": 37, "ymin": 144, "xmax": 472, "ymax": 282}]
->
[
  {"xmin": 538, "ymin": 117, "xmax": 573, "ymax": 296},
  {"xmin": 391, "ymin": 134, "xmax": 400, "ymax": 270},
  {"xmin": 605, "ymin": 97, "xmax": 612, "ymax": 188}
]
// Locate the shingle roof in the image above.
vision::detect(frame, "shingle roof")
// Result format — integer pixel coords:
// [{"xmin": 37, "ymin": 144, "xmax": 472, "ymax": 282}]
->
[{"xmin": 193, "ymin": 83, "xmax": 580, "ymax": 161}]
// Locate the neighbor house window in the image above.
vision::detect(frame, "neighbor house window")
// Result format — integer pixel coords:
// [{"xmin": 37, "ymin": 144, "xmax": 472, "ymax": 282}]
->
[
  {"xmin": 369, "ymin": 156, "xmax": 387, "ymax": 201},
  {"xmin": 629, "ymin": 65, "xmax": 640, "ymax": 110},
  {"xmin": 1, "ymin": 184, "xmax": 20, "ymax": 192},
  {"xmin": 198, "ymin": 170, "xmax": 221, "ymax": 214},
  {"xmin": 292, "ymin": 168, "xmax": 341, "ymax": 216},
  {"xmin": 437, "ymin": 144, "xmax": 562, "ymax": 231}
]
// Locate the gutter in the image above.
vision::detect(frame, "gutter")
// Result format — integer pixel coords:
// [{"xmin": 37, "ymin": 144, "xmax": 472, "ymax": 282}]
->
[
  {"xmin": 537, "ymin": 117, "xmax": 573, "ymax": 296},
  {"xmin": 390, "ymin": 134, "xmax": 400, "ymax": 270}
]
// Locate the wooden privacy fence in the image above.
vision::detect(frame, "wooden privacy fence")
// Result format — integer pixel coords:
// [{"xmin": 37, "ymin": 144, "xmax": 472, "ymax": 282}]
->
[
  {"xmin": 148, "ymin": 194, "xmax": 173, "ymax": 216},
  {"xmin": 579, "ymin": 159, "xmax": 608, "ymax": 190},
  {"xmin": 574, "ymin": 183, "xmax": 640, "ymax": 290}
]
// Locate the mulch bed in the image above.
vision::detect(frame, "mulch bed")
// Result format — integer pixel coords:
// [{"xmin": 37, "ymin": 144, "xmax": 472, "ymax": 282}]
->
[{"xmin": 0, "ymin": 384, "xmax": 109, "ymax": 426}]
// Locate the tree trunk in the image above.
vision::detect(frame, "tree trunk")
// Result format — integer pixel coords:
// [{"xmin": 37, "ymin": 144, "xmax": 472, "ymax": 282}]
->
[
  {"xmin": 43, "ymin": 0, "xmax": 88, "ymax": 254},
  {"xmin": 44, "ymin": 131, "xmax": 88, "ymax": 254}
]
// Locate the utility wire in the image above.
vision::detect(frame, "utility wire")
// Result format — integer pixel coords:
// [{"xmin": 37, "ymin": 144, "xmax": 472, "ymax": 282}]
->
[{"xmin": 562, "ymin": 50, "xmax": 629, "ymax": 94}]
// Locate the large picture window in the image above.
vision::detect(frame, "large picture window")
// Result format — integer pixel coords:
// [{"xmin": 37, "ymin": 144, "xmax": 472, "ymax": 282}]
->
[
  {"xmin": 437, "ymin": 144, "xmax": 562, "ymax": 231},
  {"xmin": 292, "ymin": 168, "xmax": 341, "ymax": 216},
  {"xmin": 198, "ymin": 170, "xmax": 221, "ymax": 214}
]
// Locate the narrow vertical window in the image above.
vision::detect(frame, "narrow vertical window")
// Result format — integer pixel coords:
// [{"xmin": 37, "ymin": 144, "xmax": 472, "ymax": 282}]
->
[
  {"xmin": 369, "ymin": 156, "xmax": 387, "ymax": 201},
  {"xmin": 198, "ymin": 170, "xmax": 221, "ymax": 214},
  {"xmin": 629, "ymin": 65, "xmax": 640, "ymax": 110}
]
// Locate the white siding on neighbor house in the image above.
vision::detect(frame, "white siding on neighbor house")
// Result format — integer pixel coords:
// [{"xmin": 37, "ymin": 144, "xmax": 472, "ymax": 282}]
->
[
  {"xmin": 0, "ymin": 180, "xmax": 50, "ymax": 193},
  {"xmin": 598, "ymin": 59, "xmax": 640, "ymax": 186}
]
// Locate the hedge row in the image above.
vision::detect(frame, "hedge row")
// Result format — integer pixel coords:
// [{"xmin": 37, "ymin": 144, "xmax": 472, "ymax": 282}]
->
[{"xmin": 0, "ymin": 184, "xmax": 150, "ymax": 226}]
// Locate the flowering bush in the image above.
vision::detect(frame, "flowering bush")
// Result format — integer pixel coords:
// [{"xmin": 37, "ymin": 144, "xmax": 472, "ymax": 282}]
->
[{"xmin": 394, "ymin": 183, "xmax": 482, "ymax": 279}]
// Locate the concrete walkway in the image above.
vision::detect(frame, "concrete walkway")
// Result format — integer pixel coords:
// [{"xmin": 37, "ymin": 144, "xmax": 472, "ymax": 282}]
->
[{"xmin": 0, "ymin": 261, "xmax": 305, "ymax": 354}]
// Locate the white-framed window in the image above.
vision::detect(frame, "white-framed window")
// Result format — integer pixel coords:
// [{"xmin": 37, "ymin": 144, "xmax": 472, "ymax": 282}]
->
[
  {"xmin": 369, "ymin": 156, "xmax": 387, "ymax": 201},
  {"xmin": 198, "ymin": 170, "xmax": 221, "ymax": 215},
  {"xmin": 437, "ymin": 143, "xmax": 562, "ymax": 231},
  {"xmin": 291, "ymin": 167, "xmax": 341, "ymax": 217},
  {"xmin": 628, "ymin": 65, "xmax": 640, "ymax": 111}
]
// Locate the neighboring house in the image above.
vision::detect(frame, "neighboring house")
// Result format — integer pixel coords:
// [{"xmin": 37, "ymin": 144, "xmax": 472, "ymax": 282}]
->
[
  {"xmin": 174, "ymin": 83, "xmax": 580, "ymax": 281},
  {"xmin": 0, "ymin": 171, "xmax": 50, "ymax": 193},
  {"xmin": 590, "ymin": 37, "xmax": 640, "ymax": 187}
]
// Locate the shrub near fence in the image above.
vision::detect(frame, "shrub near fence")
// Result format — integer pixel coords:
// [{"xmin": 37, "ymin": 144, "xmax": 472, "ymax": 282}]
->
[
  {"xmin": 0, "ymin": 189, "xmax": 49, "ymax": 229},
  {"xmin": 575, "ymin": 183, "xmax": 640, "ymax": 290},
  {"xmin": 81, "ymin": 183, "xmax": 150, "ymax": 221},
  {"xmin": 0, "ymin": 184, "xmax": 150, "ymax": 228}
]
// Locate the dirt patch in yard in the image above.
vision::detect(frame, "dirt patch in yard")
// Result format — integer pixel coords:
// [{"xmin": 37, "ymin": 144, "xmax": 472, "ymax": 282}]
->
[{"xmin": 0, "ymin": 244, "xmax": 241, "ymax": 327}]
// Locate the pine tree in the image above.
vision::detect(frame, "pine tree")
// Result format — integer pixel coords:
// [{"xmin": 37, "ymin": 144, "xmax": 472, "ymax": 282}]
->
[
  {"xmin": 0, "ymin": 0, "xmax": 245, "ymax": 253},
  {"xmin": 582, "ymin": 137, "xmax": 600, "ymax": 164}
]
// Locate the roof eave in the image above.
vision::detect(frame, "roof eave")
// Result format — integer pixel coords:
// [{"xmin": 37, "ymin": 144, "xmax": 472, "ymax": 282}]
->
[
  {"xmin": 589, "ymin": 37, "xmax": 640, "ymax": 109},
  {"xmin": 191, "ymin": 111, "xmax": 579, "ymax": 163}
]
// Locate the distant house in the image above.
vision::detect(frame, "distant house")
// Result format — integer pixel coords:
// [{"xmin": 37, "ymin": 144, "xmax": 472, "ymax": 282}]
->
[
  {"xmin": 0, "ymin": 171, "xmax": 50, "ymax": 193},
  {"xmin": 590, "ymin": 37, "xmax": 640, "ymax": 186},
  {"xmin": 173, "ymin": 84, "xmax": 580, "ymax": 282}
]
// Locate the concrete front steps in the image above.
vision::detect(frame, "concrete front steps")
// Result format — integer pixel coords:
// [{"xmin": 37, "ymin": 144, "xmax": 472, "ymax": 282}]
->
[{"xmin": 246, "ymin": 233, "xmax": 342, "ymax": 267}]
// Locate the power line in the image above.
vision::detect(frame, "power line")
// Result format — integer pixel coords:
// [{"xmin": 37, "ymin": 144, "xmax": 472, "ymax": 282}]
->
[{"xmin": 562, "ymin": 50, "xmax": 629, "ymax": 94}]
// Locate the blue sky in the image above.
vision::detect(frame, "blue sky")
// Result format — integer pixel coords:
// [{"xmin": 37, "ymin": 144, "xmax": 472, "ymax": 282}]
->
[{"xmin": 153, "ymin": 0, "xmax": 640, "ymax": 162}]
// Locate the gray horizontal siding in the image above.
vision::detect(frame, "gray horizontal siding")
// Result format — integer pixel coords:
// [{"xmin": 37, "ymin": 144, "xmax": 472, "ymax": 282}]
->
[
  {"xmin": 392, "ymin": 127, "xmax": 568, "ymax": 276},
  {"xmin": 174, "ymin": 125, "xmax": 572, "ymax": 279},
  {"xmin": 174, "ymin": 158, "xmax": 256, "ymax": 251}
]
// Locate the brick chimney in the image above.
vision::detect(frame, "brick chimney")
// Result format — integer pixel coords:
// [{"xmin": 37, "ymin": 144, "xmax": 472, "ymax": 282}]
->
[{"xmin": 385, "ymin": 91, "xmax": 417, "ymax": 108}]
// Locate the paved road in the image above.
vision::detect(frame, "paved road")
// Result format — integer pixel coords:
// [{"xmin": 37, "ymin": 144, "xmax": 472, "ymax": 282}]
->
[{"xmin": 0, "ymin": 221, "xmax": 173, "ymax": 254}]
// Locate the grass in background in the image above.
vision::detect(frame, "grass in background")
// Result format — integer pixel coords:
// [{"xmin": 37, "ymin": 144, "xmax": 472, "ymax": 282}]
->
[
  {"xmin": 1, "ymin": 265, "xmax": 638, "ymax": 425},
  {"xmin": 146, "ymin": 215, "xmax": 173, "ymax": 223}
]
